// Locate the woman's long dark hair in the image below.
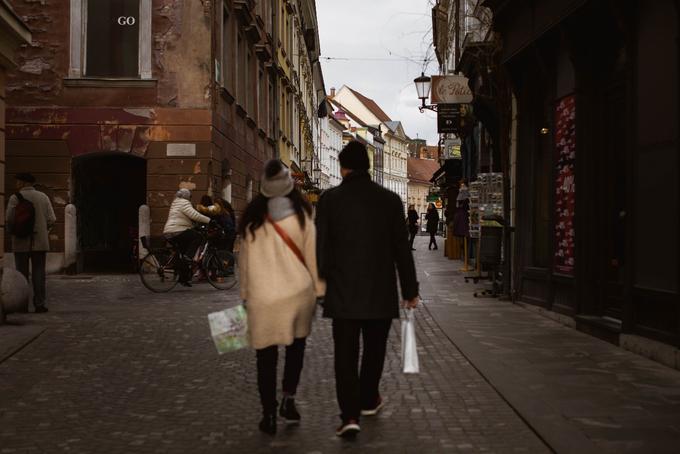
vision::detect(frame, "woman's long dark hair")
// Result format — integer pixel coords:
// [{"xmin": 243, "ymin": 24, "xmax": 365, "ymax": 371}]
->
[{"xmin": 238, "ymin": 160, "xmax": 312, "ymax": 239}]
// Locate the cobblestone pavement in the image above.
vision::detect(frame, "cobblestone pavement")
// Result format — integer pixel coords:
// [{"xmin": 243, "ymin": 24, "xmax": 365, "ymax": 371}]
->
[
  {"xmin": 414, "ymin": 237, "xmax": 680, "ymax": 454},
  {"xmin": 0, "ymin": 236, "xmax": 549, "ymax": 453}
]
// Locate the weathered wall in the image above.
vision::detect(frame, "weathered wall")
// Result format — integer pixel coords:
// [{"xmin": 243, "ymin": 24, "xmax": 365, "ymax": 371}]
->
[{"xmin": 5, "ymin": 0, "xmax": 212, "ymax": 109}]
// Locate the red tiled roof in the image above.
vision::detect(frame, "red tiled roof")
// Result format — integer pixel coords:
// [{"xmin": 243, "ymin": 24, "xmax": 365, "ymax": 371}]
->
[
  {"xmin": 347, "ymin": 87, "xmax": 392, "ymax": 123},
  {"xmin": 408, "ymin": 157, "xmax": 440, "ymax": 184}
]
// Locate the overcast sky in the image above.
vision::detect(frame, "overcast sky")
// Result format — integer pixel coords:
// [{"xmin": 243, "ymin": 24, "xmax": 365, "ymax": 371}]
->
[{"xmin": 317, "ymin": 0, "xmax": 439, "ymax": 144}]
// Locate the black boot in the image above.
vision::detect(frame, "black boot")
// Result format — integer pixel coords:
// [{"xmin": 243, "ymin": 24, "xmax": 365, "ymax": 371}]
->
[
  {"xmin": 279, "ymin": 396, "xmax": 301, "ymax": 424},
  {"xmin": 259, "ymin": 411, "xmax": 277, "ymax": 435}
]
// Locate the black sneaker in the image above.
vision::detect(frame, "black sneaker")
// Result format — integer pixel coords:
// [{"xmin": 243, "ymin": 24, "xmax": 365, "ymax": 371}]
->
[
  {"xmin": 279, "ymin": 396, "xmax": 301, "ymax": 424},
  {"xmin": 35, "ymin": 307, "xmax": 48, "ymax": 313},
  {"xmin": 259, "ymin": 413, "xmax": 276, "ymax": 435},
  {"xmin": 336, "ymin": 419, "xmax": 360, "ymax": 438}
]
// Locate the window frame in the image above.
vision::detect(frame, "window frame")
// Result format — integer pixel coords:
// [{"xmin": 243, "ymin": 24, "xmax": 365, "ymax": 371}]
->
[{"xmin": 69, "ymin": 0, "xmax": 152, "ymax": 79}]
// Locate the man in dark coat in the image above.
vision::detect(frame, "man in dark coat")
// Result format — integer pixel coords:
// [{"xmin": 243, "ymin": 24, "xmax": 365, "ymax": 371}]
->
[{"xmin": 316, "ymin": 141, "xmax": 419, "ymax": 438}]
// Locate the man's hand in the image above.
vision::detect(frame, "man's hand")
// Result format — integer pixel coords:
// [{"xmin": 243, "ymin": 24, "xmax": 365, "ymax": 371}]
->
[{"xmin": 402, "ymin": 297, "xmax": 420, "ymax": 309}]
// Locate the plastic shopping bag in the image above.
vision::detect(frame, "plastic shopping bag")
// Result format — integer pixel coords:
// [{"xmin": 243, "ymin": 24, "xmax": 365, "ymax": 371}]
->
[
  {"xmin": 401, "ymin": 309, "xmax": 420, "ymax": 374},
  {"xmin": 208, "ymin": 305, "xmax": 249, "ymax": 354}
]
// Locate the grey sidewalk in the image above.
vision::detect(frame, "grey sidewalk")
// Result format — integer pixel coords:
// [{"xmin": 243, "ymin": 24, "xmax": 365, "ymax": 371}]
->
[{"xmin": 414, "ymin": 235, "xmax": 680, "ymax": 454}]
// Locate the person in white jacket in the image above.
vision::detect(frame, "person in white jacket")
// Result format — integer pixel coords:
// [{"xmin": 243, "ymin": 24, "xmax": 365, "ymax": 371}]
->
[{"xmin": 163, "ymin": 188, "xmax": 210, "ymax": 285}]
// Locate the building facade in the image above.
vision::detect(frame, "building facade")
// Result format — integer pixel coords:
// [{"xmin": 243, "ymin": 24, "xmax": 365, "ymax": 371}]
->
[
  {"xmin": 4, "ymin": 0, "xmax": 323, "ymax": 272},
  {"xmin": 332, "ymin": 85, "xmax": 408, "ymax": 208},
  {"xmin": 276, "ymin": 0, "xmax": 325, "ymax": 194},
  {"xmin": 435, "ymin": 0, "xmax": 680, "ymax": 367}
]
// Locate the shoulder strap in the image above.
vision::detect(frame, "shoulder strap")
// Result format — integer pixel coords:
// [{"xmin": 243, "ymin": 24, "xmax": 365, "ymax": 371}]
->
[
  {"xmin": 266, "ymin": 214, "xmax": 307, "ymax": 267},
  {"xmin": 15, "ymin": 192, "xmax": 25, "ymax": 202}
]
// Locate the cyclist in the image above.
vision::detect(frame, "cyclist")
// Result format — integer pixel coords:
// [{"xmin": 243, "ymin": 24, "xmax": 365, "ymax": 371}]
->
[{"xmin": 163, "ymin": 188, "xmax": 210, "ymax": 286}]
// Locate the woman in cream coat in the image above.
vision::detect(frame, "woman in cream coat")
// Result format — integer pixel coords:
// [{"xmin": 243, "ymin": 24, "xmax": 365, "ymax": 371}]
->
[{"xmin": 238, "ymin": 159, "xmax": 325, "ymax": 435}]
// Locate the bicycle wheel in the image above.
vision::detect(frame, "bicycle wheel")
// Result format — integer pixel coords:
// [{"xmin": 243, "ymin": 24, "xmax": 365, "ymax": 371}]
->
[
  {"xmin": 204, "ymin": 250, "xmax": 238, "ymax": 290},
  {"xmin": 139, "ymin": 251, "xmax": 180, "ymax": 293}
]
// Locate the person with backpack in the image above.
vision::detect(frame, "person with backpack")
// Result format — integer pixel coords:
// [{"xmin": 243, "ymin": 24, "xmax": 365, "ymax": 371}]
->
[{"xmin": 5, "ymin": 172, "xmax": 56, "ymax": 313}]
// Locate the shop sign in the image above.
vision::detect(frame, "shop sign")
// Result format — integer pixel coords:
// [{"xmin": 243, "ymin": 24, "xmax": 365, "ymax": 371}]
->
[
  {"xmin": 437, "ymin": 104, "xmax": 460, "ymax": 134},
  {"xmin": 431, "ymin": 75, "xmax": 473, "ymax": 104}
]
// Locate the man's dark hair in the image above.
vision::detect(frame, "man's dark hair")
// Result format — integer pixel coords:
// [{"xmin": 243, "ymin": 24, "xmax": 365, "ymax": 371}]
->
[{"xmin": 339, "ymin": 141, "xmax": 370, "ymax": 171}]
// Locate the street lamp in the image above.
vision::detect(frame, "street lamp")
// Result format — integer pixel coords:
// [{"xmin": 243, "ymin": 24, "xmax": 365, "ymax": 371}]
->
[{"xmin": 414, "ymin": 72, "xmax": 436, "ymax": 112}]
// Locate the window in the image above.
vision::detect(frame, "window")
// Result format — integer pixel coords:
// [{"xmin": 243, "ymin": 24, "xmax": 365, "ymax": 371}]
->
[
  {"xmin": 246, "ymin": 50, "xmax": 253, "ymax": 113},
  {"xmin": 269, "ymin": 74, "xmax": 275, "ymax": 136},
  {"xmin": 221, "ymin": 6, "xmax": 231, "ymax": 89},
  {"xmin": 258, "ymin": 68, "xmax": 264, "ymax": 126},
  {"xmin": 237, "ymin": 33, "xmax": 244, "ymax": 101},
  {"xmin": 70, "ymin": 0, "xmax": 152, "ymax": 79},
  {"xmin": 86, "ymin": 0, "xmax": 139, "ymax": 77}
]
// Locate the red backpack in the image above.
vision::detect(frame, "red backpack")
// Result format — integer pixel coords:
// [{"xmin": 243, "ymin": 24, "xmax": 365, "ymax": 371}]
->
[{"xmin": 12, "ymin": 192, "xmax": 36, "ymax": 238}]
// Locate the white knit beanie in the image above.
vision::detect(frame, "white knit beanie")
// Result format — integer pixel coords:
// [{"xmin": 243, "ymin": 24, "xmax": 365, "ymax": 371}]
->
[{"xmin": 260, "ymin": 166, "xmax": 294, "ymax": 198}]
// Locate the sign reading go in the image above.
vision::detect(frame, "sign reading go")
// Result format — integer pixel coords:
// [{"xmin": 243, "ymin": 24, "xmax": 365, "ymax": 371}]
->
[
  {"xmin": 117, "ymin": 16, "xmax": 137, "ymax": 26},
  {"xmin": 431, "ymin": 75, "xmax": 473, "ymax": 104}
]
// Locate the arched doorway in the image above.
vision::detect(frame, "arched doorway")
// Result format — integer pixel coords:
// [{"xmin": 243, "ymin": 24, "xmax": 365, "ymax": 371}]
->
[{"xmin": 72, "ymin": 152, "xmax": 146, "ymax": 273}]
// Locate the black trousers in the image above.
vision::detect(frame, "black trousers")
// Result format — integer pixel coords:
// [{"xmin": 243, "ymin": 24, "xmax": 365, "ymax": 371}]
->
[
  {"xmin": 332, "ymin": 319, "xmax": 392, "ymax": 422},
  {"xmin": 408, "ymin": 228, "xmax": 417, "ymax": 249},
  {"xmin": 170, "ymin": 229, "xmax": 204, "ymax": 260},
  {"xmin": 428, "ymin": 232, "xmax": 438, "ymax": 249},
  {"xmin": 256, "ymin": 337, "xmax": 307, "ymax": 413},
  {"xmin": 15, "ymin": 251, "xmax": 47, "ymax": 309}
]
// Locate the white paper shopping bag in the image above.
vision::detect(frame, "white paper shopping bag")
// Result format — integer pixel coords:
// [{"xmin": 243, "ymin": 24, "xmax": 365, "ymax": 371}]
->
[{"xmin": 401, "ymin": 309, "xmax": 420, "ymax": 374}]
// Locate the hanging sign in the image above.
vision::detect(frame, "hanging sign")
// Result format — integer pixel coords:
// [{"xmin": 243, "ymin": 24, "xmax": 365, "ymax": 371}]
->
[
  {"xmin": 431, "ymin": 75, "xmax": 473, "ymax": 104},
  {"xmin": 437, "ymin": 104, "xmax": 460, "ymax": 134}
]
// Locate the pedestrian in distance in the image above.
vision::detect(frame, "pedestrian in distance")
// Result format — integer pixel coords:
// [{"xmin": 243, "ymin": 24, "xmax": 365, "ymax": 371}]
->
[
  {"xmin": 162, "ymin": 188, "xmax": 210, "ymax": 286},
  {"xmin": 316, "ymin": 141, "xmax": 419, "ymax": 438},
  {"xmin": 214, "ymin": 198, "xmax": 237, "ymax": 253},
  {"xmin": 238, "ymin": 159, "xmax": 325, "ymax": 435},
  {"xmin": 197, "ymin": 195, "xmax": 236, "ymax": 252},
  {"xmin": 426, "ymin": 203, "xmax": 440, "ymax": 251},
  {"xmin": 5, "ymin": 172, "xmax": 56, "ymax": 313},
  {"xmin": 407, "ymin": 204, "xmax": 419, "ymax": 251}
]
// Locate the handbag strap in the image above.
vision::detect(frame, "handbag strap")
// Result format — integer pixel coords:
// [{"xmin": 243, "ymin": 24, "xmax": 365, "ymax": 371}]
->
[{"xmin": 266, "ymin": 214, "xmax": 307, "ymax": 267}]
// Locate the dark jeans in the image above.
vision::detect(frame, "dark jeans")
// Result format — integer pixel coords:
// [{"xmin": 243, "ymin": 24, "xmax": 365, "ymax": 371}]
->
[
  {"xmin": 428, "ymin": 232, "xmax": 438, "ymax": 249},
  {"xmin": 256, "ymin": 337, "xmax": 307, "ymax": 413},
  {"xmin": 332, "ymin": 318, "xmax": 392, "ymax": 422},
  {"xmin": 15, "ymin": 251, "xmax": 47, "ymax": 309},
  {"xmin": 408, "ymin": 228, "xmax": 417, "ymax": 249}
]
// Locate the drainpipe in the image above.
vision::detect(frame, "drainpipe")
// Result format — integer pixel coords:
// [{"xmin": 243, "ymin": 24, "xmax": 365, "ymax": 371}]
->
[{"xmin": 272, "ymin": 3, "xmax": 280, "ymax": 160}]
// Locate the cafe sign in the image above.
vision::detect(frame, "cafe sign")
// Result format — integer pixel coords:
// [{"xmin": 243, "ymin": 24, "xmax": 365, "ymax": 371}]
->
[{"xmin": 431, "ymin": 75, "xmax": 473, "ymax": 104}]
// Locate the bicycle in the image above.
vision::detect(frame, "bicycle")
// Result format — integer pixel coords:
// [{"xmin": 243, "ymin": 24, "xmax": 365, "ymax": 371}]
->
[{"xmin": 138, "ymin": 223, "xmax": 237, "ymax": 293}]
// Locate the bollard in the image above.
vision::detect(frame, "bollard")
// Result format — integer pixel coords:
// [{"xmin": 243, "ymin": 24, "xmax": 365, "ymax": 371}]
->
[
  {"xmin": 64, "ymin": 204, "xmax": 77, "ymax": 273},
  {"xmin": 138, "ymin": 204, "xmax": 151, "ymax": 259}
]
